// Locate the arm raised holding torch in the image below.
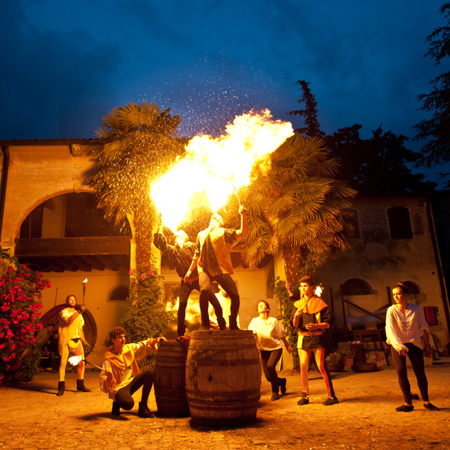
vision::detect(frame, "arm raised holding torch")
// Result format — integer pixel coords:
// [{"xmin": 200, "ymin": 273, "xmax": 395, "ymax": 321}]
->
[
  {"xmin": 153, "ymin": 227, "xmax": 227, "ymax": 336},
  {"xmin": 185, "ymin": 205, "xmax": 247, "ymax": 331},
  {"xmin": 57, "ymin": 294, "xmax": 91, "ymax": 396}
]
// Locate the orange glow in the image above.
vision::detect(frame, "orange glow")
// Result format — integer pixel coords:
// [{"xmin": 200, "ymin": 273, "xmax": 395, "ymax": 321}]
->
[{"xmin": 151, "ymin": 109, "xmax": 293, "ymax": 230}]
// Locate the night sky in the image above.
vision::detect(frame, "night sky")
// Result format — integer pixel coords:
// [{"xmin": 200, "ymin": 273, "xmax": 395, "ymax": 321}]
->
[{"xmin": 1, "ymin": 0, "xmax": 448, "ymax": 184}]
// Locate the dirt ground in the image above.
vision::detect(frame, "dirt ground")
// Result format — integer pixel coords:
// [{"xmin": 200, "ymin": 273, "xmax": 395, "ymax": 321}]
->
[{"xmin": 0, "ymin": 363, "xmax": 449, "ymax": 450}]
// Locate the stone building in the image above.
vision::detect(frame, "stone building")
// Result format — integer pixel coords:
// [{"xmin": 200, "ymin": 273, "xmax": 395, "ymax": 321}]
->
[{"xmin": 1, "ymin": 139, "xmax": 449, "ymax": 368}]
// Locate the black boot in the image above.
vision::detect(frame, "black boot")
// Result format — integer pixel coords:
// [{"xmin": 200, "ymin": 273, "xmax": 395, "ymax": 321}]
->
[
  {"xmin": 112, "ymin": 401, "xmax": 121, "ymax": 416},
  {"xmin": 77, "ymin": 379, "xmax": 91, "ymax": 392},
  {"xmin": 138, "ymin": 402, "xmax": 153, "ymax": 418},
  {"xmin": 229, "ymin": 316, "xmax": 240, "ymax": 330},
  {"xmin": 271, "ymin": 387, "xmax": 280, "ymax": 401},
  {"xmin": 217, "ymin": 317, "xmax": 227, "ymax": 330},
  {"xmin": 57, "ymin": 381, "xmax": 65, "ymax": 396},
  {"xmin": 279, "ymin": 378, "xmax": 287, "ymax": 395}
]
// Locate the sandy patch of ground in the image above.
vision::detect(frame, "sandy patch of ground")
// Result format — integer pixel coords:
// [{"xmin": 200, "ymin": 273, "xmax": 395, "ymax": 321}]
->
[{"xmin": 0, "ymin": 364, "xmax": 449, "ymax": 449}]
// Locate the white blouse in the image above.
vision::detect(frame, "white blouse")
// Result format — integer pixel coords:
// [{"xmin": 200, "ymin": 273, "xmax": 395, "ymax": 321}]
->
[
  {"xmin": 248, "ymin": 316, "xmax": 286, "ymax": 351},
  {"xmin": 385, "ymin": 303, "xmax": 429, "ymax": 353}
]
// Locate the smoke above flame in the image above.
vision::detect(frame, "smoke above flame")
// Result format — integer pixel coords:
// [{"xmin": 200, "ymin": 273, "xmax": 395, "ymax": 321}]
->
[{"xmin": 151, "ymin": 109, "xmax": 293, "ymax": 230}]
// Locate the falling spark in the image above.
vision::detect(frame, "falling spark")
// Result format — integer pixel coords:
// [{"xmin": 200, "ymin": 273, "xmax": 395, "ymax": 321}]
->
[{"xmin": 151, "ymin": 109, "xmax": 293, "ymax": 230}]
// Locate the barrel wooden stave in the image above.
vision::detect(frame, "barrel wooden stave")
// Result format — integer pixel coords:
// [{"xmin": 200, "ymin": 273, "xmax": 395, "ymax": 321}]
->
[
  {"xmin": 154, "ymin": 340, "xmax": 190, "ymax": 417},
  {"xmin": 185, "ymin": 330, "xmax": 261, "ymax": 426}
]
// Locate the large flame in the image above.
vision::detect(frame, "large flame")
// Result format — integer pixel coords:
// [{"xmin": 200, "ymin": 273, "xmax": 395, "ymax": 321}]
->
[{"xmin": 151, "ymin": 109, "xmax": 293, "ymax": 230}]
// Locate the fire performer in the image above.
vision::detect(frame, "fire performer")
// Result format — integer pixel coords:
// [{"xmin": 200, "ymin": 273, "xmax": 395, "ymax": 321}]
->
[
  {"xmin": 154, "ymin": 229, "xmax": 227, "ymax": 335},
  {"xmin": 57, "ymin": 294, "xmax": 91, "ymax": 396},
  {"xmin": 288, "ymin": 274, "xmax": 339, "ymax": 406},
  {"xmin": 184, "ymin": 205, "xmax": 247, "ymax": 330},
  {"xmin": 99, "ymin": 326, "xmax": 166, "ymax": 418},
  {"xmin": 386, "ymin": 282, "xmax": 440, "ymax": 412}
]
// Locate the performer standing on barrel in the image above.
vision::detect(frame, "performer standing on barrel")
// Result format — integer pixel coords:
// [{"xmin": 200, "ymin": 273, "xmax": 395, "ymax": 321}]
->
[
  {"xmin": 154, "ymin": 229, "xmax": 226, "ymax": 336},
  {"xmin": 185, "ymin": 205, "xmax": 247, "ymax": 330}
]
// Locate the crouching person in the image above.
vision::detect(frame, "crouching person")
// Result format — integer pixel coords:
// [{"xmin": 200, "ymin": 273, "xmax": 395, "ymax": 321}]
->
[{"xmin": 99, "ymin": 326, "xmax": 166, "ymax": 418}]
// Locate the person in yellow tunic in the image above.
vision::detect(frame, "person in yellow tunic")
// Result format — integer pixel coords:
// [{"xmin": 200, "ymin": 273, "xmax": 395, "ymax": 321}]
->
[
  {"xmin": 99, "ymin": 326, "xmax": 166, "ymax": 418},
  {"xmin": 57, "ymin": 294, "xmax": 91, "ymax": 396}
]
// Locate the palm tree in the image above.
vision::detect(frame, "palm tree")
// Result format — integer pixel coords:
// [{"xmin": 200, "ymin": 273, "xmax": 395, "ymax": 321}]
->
[
  {"xmin": 89, "ymin": 101, "xmax": 186, "ymax": 273},
  {"xmin": 241, "ymin": 134, "xmax": 357, "ymax": 285}
]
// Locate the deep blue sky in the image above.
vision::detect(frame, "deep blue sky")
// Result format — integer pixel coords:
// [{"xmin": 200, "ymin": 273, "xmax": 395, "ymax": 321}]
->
[{"xmin": 1, "ymin": 0, "xmax": 448, "ymax": 184}]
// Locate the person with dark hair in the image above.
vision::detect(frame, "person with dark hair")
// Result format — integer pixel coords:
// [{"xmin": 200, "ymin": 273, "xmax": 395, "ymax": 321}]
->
[
  {"xmin": 288, "ymin": 274, "xmax": 339, "ymax": 406},
  {"xmin": 57, "ymin": 294, "xmax": 91, "ymax": 396},
  {"xmin": 386, "ymin": 282, "xmax": 440, "ymax": 412},
  {"xmin": 99, "ymin": 326, "xmax": 166, "ymax": 418},
  {"xmin": 184, "ymin": 205, "xmax": 247, "ymax": 330},
  {"xmin": 248, "ymin": 300, "xmax": 292, "ymax": 400},
  {"xmin": 43, "ymin": 329, "xmax": 60, "ymax": 373},
  {"xmin": 35, "ymin": 322, "xmax": 55, "ymax": 371},
  {"xmin": 154, "ymin": 229, "xmax": 226, "ymax": 335}
]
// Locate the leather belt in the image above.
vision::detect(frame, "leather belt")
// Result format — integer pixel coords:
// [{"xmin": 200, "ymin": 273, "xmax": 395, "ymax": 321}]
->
[{"xmin": 299, "ymin": 330, "xmax": 323, "ymax": 337}]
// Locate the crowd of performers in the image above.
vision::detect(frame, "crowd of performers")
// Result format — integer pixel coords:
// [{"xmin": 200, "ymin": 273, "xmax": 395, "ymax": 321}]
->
[{"xmin": 51, "ymin": 208, "xmax": 440, "ymax": 416}]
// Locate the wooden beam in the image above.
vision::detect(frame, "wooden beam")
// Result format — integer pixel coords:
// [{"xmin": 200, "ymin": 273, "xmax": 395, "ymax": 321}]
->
[
  {"xmin": 15, "ymin": 237, "xmax": 130, "ymax": 257},
  {"xmin": 54, "ymin": 257, "xmax": 79, "ymax": 272},
  {"xmin": 103, "ymin": 255, "xmax": 121, "ymax": 271},
  {"xmin": 88, "ymin": 256, "xmax": 106, "ymax": 271},
  {"xmin": 40, "ymin": 258, "xmax": 65, "ymax": 273},
  {"xmin": 71, "ymin": 256, "xmax": 92, "ymax": 272}
]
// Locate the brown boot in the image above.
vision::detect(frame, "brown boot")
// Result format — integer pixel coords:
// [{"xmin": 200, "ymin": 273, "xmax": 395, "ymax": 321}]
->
[
  {"xmin": 57, "ymin": 381, "xmax": 65, "ymax": 396},
  {"xmin": 138, "ymin": 402, "xmax": 153, "ymax": 418},
  {"xmin": 77, "ymin": 379, "xmax": 91, "ymax": 392}
]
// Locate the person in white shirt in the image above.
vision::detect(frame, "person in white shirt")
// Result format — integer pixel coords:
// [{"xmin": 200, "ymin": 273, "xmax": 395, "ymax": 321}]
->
[
  {"xmin": 386, "ymin": 282, "xmax": 440, "ymax": 412},
  {"xmin": 248, "ymin": 301, "xmax": 292, "ymax": 401}
]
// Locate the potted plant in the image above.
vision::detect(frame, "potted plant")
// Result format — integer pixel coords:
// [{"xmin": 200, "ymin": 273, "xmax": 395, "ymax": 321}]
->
[
  {"xmin": 325, "ymin": 351, "xmax": 344, "ymax": 372},
  {"xmin": 340, "ymin": 348, "xmax": 355, "ymax": 370}
]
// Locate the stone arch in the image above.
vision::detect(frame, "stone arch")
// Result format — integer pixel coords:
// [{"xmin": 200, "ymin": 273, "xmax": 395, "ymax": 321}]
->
[{"xmin": 12, "ymin": 187, "xmax": 94, "ymax": 243}]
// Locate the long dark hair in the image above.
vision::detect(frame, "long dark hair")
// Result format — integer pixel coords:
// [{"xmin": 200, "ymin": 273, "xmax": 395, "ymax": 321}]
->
[{"xmin": 65, "ymin": 294, "xmax": 77, "ymax": 305}]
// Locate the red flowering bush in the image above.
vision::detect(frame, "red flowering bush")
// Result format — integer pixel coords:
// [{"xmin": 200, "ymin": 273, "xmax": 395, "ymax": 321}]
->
[{"xmin": 0, "ymin": 248, "xmax": 50, "ymax": 386}]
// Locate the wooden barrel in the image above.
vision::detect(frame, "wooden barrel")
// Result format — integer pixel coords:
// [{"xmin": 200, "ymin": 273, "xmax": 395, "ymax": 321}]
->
[
  {"xmin": 185, "ymin": 330, "xmax": 261, "ymax": 427},
  {"xmin": 154, "ymin": 340, "xmax": 190, "ymax": 417}
]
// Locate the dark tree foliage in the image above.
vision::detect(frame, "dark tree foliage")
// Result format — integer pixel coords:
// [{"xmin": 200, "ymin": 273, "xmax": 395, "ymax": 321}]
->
[
  {"xmin": 240, "ymin": 134, "xmax": 356, "ymax": 285},
  {"xmin": 327, "ymin": 124, "xmax": 437, "ymax": 193},
  {"xmin": 414, "ymin": 2, "xmax": 450, "ymax": 172},
  {"xmin": 89, "ymin": 101, "xmax": 187, "ymax": 270},
  {"xmin": 289, "ymin": 80, "xmax": 326, "ymax": 139},
  {"xmin": 290, "ymin": 80, "xmax": 436, "ymax": 193}
]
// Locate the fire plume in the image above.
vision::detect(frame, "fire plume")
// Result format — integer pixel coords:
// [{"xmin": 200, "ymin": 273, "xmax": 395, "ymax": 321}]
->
[{"xmin": 151, "ymin": 109, "xmax": 293, "ymax": 230}]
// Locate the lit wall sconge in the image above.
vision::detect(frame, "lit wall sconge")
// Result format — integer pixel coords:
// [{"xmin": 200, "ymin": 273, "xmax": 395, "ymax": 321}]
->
[{"xmin": 70, "ymin": 143, "xmax": 82, "ymax": 156}]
